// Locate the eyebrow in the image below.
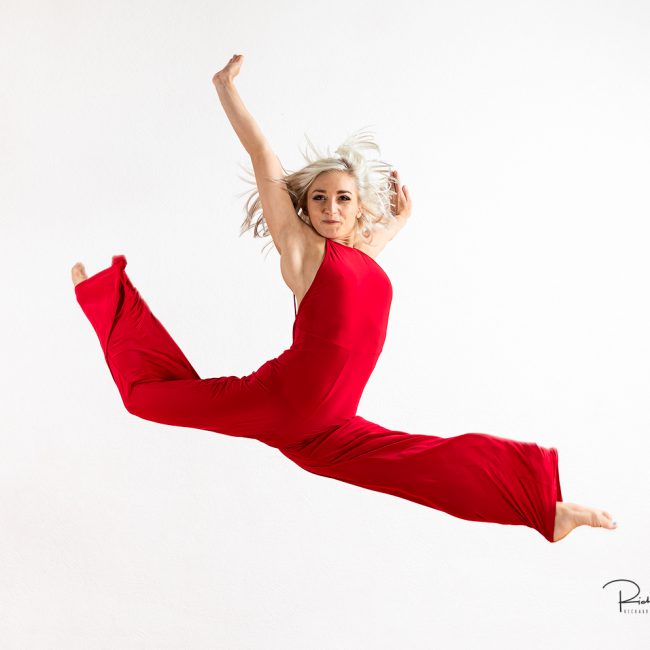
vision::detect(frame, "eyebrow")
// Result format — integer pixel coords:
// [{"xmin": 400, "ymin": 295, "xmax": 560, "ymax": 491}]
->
[{"xmin": 311, "ymin": 189, "xmax": 352, "ymax": 194}]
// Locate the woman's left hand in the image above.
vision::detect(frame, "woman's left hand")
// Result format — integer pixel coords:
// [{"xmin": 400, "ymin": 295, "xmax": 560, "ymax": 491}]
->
[{"xmin": 389, "ymin": 170, "xmax": 412, "ymax": 226}]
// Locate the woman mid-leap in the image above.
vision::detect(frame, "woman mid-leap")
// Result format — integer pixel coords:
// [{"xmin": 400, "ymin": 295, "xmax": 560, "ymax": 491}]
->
[{"xmin": 71, "ymin": 53, "xmax": 617, "ymax": 543}]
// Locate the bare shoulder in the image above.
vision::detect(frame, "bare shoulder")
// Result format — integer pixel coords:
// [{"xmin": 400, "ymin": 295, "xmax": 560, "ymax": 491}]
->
[
  {"xmin": 353, "ymin": 237, "xmax": 386, "ymax": 260},
  {"xmin": 355, "ymin": 217, "xmax": 404, "ymax": 259},
  {"xmin": 278, "ymin": 219, "xmax": 325, "ymax": 301},
  {"xmin": 353, "ymin": 240, "xmax": 379, "ymax": 259}
]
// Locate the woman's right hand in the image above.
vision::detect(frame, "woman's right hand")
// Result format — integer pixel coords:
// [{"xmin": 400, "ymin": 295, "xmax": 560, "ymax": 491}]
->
[{"xmin": 212, "ymin": 54, "xmax": 244, "ymax": 87}]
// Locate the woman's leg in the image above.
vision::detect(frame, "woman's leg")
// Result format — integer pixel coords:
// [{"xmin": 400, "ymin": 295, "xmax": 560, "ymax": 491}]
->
[
  {"xmin": 279, "ymin": 415, "xmax": 564, "ymax": 543},
  {"xmin": 74, "ymin": 256, "xmax": 285, "ymax": 447}
]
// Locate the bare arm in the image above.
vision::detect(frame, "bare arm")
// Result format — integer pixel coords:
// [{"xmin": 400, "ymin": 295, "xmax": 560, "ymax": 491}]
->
[
  {"xmin": 212, "ymin": 55, "xmax": 302, "ymax": 254},
  {"xmin": 362, "ymin": 169, "xmax": 412, "ymax": 257},
  {"xmin": 360, "ymin": 218, "xmax": 406, "ymax": 258},
  {"xmin": 212, "ymin": 56, "xmax": 269, "ymax": 156}
]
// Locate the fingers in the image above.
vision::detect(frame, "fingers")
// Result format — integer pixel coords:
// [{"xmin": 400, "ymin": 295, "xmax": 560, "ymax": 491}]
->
[
  {"xmin": 391, "ymin": 170, "xmax": 409, "ymax": 205},
  {"xmin": 389, "ymin": 170, "xmax": 412, "ymax": 221},
  {"xmin": 391, "ymin": 170, "xmax": 406, "ymax": 192},
  {"xmin": 390, "ymin": 171, "xmax": 401, "ymax": 201}
]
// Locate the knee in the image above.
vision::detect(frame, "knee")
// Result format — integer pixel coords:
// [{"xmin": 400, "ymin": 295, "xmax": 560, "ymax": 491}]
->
[{"xmin": 122, "ymin": 383, "xmax": 150, "ymax": 419}]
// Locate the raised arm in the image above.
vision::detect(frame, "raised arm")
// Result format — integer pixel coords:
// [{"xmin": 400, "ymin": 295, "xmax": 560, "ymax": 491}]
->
[
  {"xmin": 362, "ymin": 169, "xmax": 412, "ymax": 257},
  {"xmin": 212, "ymin": 54, "xmax": 301, "ymax": 254}
]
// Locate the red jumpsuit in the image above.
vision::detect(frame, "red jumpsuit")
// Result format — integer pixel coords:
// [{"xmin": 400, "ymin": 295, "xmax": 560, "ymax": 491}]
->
[{"xmin": 75, "ymin": 238, "xmax": 563, "ymax": 543}]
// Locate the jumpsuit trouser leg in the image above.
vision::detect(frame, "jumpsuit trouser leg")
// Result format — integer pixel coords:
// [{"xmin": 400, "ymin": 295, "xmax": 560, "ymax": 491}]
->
[
  {"xmin": 278, "ymin": 416, "xmax": 563, "ymax": 543},
  {"xmin": 75, "ymin": 255, "xmax": 286, "ymax": 447}
]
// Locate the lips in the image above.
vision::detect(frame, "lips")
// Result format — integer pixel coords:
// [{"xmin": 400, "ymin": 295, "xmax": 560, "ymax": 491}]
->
[{"xmin": 323, "ymin": 220, "xmax": 339, "ymax": 223}]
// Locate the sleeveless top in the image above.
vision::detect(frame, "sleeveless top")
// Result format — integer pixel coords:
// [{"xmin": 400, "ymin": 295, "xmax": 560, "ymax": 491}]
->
[
  {"xmin": 282, "ymin": 237, "xmax": 393, "ymax": 430},
  {"xmin": 252, "ymin": 236, "xmax": 393, "ymax": 434},
  {"xmin": 291, "ymin": 237, "xmax": 392, "ymax": 354}
]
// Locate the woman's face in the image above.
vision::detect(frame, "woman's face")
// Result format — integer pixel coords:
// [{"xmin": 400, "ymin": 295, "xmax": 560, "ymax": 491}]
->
[{"xmin": 305, "ymin": 171, "xmax": 361, "ymax": 242}]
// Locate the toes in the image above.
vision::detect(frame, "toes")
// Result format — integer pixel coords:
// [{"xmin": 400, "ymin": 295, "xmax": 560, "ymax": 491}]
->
[
  {"xmin": 71, "ymin": 262, "xmax": 88, "ymax": 286},
  {"xmin": 600, "ymin": 511, "xmax": 617, "ymax": 528}
]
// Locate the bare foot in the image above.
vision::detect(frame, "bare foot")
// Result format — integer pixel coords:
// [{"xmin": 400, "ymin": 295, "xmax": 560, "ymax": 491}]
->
[
  {"xmin": 553, "ymin": 502, "xmax": 618, "ymax": 542},
  {"xmin": 71, "ymin": 262, "xmax": 88, "ymax": 287}
]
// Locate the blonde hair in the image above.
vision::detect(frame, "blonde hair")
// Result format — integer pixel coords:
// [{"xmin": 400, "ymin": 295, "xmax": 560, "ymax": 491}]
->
[{"xmin": 237, "ymin": 127, "xmax": 397, "ymax": 256}]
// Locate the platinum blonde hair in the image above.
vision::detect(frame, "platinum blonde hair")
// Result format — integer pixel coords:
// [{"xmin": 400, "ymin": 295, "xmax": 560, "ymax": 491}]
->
[{"xmin": 237, "ymin": 127, "xmax": 397, "ymax": 256}]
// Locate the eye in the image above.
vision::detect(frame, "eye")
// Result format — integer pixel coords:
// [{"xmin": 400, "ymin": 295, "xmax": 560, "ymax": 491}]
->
[{"xmin": 312, "ymin": 195, "xmax": 351, "ymax": 201}]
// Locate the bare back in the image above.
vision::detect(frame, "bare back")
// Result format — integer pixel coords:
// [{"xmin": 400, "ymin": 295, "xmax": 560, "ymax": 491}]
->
[
  {"xmin": 278, "ymin": 216, "xmax": 388, "ymax": 314},
  {"xmin": 279, "ymin": 221, "xmax": 327, "ymax": 313}
]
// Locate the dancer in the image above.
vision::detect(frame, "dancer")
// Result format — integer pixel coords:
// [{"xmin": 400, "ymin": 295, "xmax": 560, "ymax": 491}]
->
[{"xmin": 71, "ymin": 53, "xmax": 617, "ymax": 543}]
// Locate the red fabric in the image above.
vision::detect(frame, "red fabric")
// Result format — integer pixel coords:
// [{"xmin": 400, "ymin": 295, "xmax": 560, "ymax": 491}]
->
[{"xmin": 75, "ymin": 238, "xmax": 563, "ymax": 542}]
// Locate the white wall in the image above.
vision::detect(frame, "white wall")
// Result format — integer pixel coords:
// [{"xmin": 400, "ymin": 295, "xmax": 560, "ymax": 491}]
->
[{"xmin": 2, "ymin": 0, "xmax": 649, "ymax": 647}]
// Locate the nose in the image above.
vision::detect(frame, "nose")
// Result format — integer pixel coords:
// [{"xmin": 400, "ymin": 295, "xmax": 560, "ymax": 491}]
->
[{"xmin": 324, "ymin": 199, "xmax": 339, "ymax": 215}]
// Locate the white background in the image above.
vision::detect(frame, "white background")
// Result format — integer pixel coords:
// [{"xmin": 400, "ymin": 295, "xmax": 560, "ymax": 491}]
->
[{"xmin": 2, "ymin": 0, "xmax": 649, "ymax": 647}]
